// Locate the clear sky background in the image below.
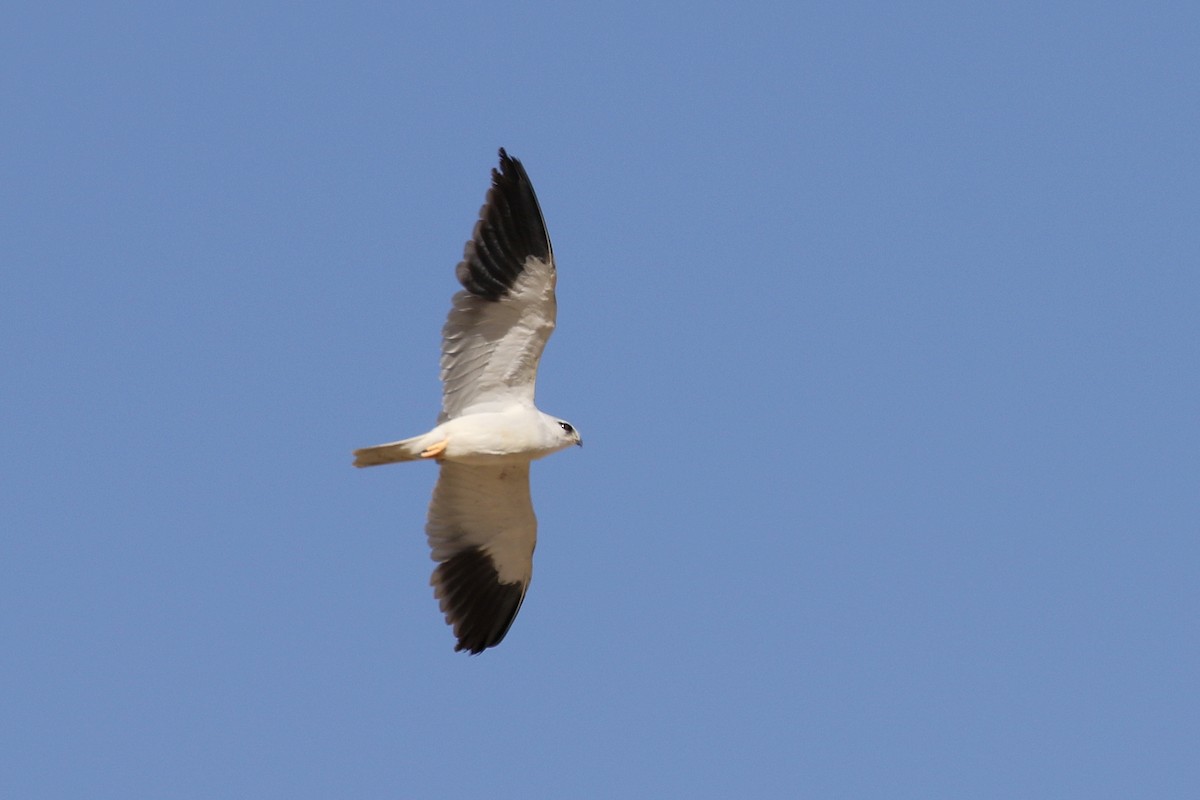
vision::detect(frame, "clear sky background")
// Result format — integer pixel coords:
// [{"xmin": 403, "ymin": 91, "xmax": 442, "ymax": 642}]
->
[{"xmin": 3, "ymin": 2, "xmax": 1198, "ymax": 797}]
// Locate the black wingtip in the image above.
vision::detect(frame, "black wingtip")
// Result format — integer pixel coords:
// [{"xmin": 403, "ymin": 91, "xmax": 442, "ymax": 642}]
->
[
  {"xmin": 454, "ymin": 148, "xmax": 553, "ymax": 301},
  {"xmin": 433, "ymin": 546, "xmax": 528, "ymax": 655}
]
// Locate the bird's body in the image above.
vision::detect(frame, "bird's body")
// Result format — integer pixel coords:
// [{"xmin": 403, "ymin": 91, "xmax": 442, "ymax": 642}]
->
[
  {"xmin": 353, "ymin": 149, "xmax": 579, "ymax": 654},
  {"xmin": 354, "ymin": 408, "xmax": 577, "ymax": 467}
]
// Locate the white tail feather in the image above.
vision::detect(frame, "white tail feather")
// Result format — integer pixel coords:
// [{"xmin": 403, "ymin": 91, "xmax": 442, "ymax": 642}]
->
[{"xmin": 353, "ymin": 436, "xmax": 425, "ymax": 467}]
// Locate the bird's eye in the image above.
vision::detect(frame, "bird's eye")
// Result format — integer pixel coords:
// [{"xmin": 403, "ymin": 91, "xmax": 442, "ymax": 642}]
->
[{"xmin": 558, "ymin": 422, "xmax": 574, "ymax": 434}]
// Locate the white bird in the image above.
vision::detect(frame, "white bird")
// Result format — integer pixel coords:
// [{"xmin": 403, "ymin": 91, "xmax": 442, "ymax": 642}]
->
[{"xmin": 354, "ymin": 149, "xmax": 581, "ymax": 654}]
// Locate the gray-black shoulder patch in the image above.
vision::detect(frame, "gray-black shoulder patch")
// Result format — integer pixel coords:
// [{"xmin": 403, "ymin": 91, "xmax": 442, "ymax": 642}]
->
[
  {"xmin": 433, "ymin": 545, "xmax": 527, "ymax": 654},
  {"xmin": 454, "ymin": 148, "xmax": 553, "ymax": 301}
]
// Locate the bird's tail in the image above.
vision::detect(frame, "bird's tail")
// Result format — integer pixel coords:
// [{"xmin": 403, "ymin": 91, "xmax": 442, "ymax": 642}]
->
[{"xmin": 353, "ymin": 435, "xmax": 427, "ymax": 467}]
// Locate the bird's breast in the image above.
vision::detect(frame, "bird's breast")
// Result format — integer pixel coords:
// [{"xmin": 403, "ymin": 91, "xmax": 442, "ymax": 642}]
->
[{"xmin": 438, "ymin": 410, "xmax": 556, "ymax": 464}]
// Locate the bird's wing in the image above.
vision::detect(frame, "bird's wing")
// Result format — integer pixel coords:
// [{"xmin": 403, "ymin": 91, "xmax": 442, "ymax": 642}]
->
[
  {"xmin": 439, "ymin": 149, "xmax": 556, "ymax": 422},
  {"xmin": 425, "ymin": 461, "xmax": 536, "ymax": 653}
]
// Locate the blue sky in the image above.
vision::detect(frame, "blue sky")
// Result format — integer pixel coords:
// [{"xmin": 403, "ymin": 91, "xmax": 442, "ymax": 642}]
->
[{"xmin": 3, "ymin": 2, "xmax": 1198, "ymax": 797}]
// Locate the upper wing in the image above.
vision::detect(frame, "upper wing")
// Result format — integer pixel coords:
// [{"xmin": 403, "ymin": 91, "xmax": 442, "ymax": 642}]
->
[
  {"xmin": 425, "ymin": 461, "xmax": 537, "ymax": 654},
  {"xmin": 439, "ymin": 149, "xmax": 556, "ymax": 422}
]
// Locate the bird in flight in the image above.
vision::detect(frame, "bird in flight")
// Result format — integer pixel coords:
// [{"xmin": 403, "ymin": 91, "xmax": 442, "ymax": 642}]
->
[{"xmin": 354, "ymin": 149, "xmax": 581, "ymax": 654}]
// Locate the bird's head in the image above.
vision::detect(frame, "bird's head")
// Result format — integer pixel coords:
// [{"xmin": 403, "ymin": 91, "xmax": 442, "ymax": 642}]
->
[{"xmin": 553, "ymin": 419, "xmax": 583, "ymax": 448}]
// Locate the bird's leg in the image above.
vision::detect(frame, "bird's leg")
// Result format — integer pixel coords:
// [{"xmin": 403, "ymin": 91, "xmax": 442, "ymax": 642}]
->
[{"xmin": 420, "ymin": 439, "xmax": 448, "ymax": 459}]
